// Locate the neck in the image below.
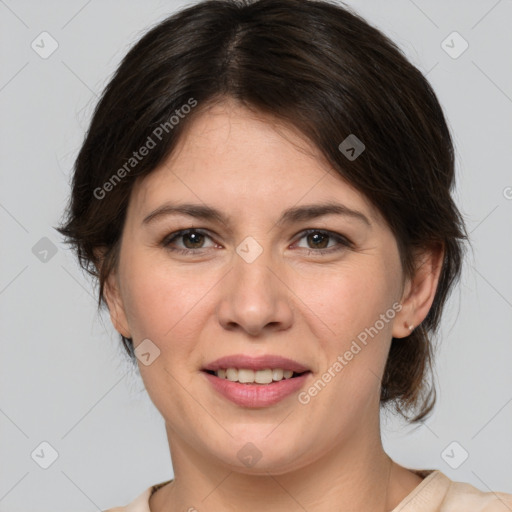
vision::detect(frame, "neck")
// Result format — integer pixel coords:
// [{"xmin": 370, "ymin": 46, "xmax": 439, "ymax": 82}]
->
[{"xmin": 150, "ymin": 423, "xmax": 421, "ymax": 512}]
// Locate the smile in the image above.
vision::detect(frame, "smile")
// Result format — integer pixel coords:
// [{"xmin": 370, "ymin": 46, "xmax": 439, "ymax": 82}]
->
[{"xmin": 202, "ymin": 369, "xmax": 312, "ymax": 407}]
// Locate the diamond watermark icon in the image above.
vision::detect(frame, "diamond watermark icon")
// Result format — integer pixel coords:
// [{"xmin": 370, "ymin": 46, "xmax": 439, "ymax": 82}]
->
[
  {"xmin": 31, "ymin": 31, "xmax": 59, "ymax": 59},
  {"xmin": 32, "ymin": 237, "xmax": 58, "ymax": 263},
  {"xmin": 236, "ymin": 236, "xmax": 263, "ymax": 263},
  {"xmin": 441, "ymin": 441, "xmax": 469, "ymax": 469},
  {"xmin": 237, "ymin": 442, "xmax": 262, "ymax": 467},
  {"xmin": 441, "ymin": 31, "xmax": 468, "ymax": 59},
  {"xmin": 31, "ymin": 441, "xmax": 59, "ymax": 469},
  {"xmin": 339, "ymin": 134, "xmax": 365, "ymax": 161},
  {"xmin": 135, "ymin": 338, "xmax": 161, "ymax": 366}
]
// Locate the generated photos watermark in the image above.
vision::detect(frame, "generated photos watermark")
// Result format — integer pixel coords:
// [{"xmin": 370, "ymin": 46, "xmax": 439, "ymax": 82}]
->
[
  {"xmin": 298, "ymin": 301, "xmax": 403, "ymax": 404},
  {"xmin": 93, "ymin": 97, "xmax": 198, "ymax": 200}
]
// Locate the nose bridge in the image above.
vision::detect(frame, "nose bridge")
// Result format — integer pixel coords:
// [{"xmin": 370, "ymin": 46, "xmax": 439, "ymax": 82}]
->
[
  {"xmin": 217, "ymin": 235, "xmax": 294, "ymax": 334},
  {"xmin": 235, "ymin": 241, "xmax": 274, "ymax": 292},
  {"xmin": 232, "ymin": 235, "xmax": 279, "ymax": 306}
]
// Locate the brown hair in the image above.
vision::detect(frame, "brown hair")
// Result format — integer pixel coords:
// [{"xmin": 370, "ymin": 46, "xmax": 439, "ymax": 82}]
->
[{"xmin": 57, "ymin": 0, "xmax": 467, "ymax": 422}]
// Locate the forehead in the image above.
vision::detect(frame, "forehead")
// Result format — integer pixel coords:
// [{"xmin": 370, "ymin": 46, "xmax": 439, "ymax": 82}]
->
[{"xmin": 128, "ymin": 100, "xmax": 381, "ymax": 226}]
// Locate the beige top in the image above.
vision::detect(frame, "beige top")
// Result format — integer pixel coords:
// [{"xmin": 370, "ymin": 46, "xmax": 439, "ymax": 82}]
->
[{"xmin": 103, "ymin": 469, "xmax": 512, "ymax": 512}]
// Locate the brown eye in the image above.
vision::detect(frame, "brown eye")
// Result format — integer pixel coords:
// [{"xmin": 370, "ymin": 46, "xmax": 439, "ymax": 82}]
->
[
  {"xmin": 306, "ymin": 231, "xmax": 330, "ymax": 249},
  {"xmin": 162, "ymin": 229, "xmax": 216, "ymax": 254},
  {"xmin": 181, "ymin": 231, "xmax": 206, "ymax": 249},
  {"xmin": 294, "ymin": 229, "xmax": 352, "ymax": 255}
]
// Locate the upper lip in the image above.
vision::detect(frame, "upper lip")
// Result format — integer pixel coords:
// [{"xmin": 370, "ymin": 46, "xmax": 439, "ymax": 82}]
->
[{"xmin": 203, "ymin": 354, "xmax": 310, "ymax": 373}]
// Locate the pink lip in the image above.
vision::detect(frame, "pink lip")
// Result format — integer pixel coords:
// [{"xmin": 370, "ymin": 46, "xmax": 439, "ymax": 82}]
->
[
  {"xmin": 203, "ymin": 354, "xmax": 310, "ymax": 373},
  {"xmin": 203, "ymin": 371, "xmax": 311, "ymax": 408}
]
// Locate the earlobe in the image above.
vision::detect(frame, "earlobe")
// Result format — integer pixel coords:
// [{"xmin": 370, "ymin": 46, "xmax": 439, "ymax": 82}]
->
[
  {"xmin": 392, "ymin": 244, "xmax": 444, "ymax": 339},
  {"xmin": 103, "ymin": 272, "xmax": 132, "ymax": 339}
]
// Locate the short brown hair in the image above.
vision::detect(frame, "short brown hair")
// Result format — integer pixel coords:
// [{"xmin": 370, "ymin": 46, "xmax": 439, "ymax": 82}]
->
[{"xmin": 57, "ymin": 0, "xmax": 467, "ymax": 423}]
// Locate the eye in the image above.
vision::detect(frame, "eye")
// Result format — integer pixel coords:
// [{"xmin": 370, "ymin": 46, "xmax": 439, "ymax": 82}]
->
[
  {"xmin": 161, "ymin": 229, "xmax": 217, "ymax": 254},
  {"xmin": 293, "ymin": 229, "xmax": 352, "ymax": 255},
  {"xmin": 161, "ymin": 228, "xmax": 352, "ymax": 256}
]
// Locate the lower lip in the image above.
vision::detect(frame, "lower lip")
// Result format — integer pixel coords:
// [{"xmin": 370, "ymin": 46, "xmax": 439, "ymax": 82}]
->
[{"xmin": 202, "ymin": 371, "xmax": 311, "ymax": 408}]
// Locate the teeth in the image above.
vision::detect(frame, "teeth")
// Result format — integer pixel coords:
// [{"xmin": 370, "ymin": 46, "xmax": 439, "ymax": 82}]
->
[
  {"xmin": 214, "ymin": 368, "xmax": 298, "ymax": 384},
  {"xmin": 273, "ymin": 368, "xmax": 284, "ymax": 381},
  {"xmin": 238, "ymin": 369, "xmax": 255, "ymax": 383}
]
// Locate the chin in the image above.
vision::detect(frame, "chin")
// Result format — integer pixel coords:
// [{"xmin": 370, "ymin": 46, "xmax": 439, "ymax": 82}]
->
[{"xmin": 208, "ymin": 434, "xmax": 313, "ymax": 475}]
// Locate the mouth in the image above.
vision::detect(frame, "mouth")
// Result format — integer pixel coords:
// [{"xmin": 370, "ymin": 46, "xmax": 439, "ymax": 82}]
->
[
  {"xmin": 201, "ymin": 354, "xmax": 312, "ymax": 406},
  {"xmin": 201, "ymin": 368, "xmax": 312, "ymax": 409}
]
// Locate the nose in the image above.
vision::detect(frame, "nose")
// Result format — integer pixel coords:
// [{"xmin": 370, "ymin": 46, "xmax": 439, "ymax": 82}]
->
[{"xmin": 216, "ymin": 245, "xmax": 294, "ymax": 337}]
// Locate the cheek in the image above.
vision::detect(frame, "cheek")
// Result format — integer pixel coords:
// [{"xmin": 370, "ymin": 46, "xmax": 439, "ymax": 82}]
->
[
  {"xmin": 119, "ymin": 253, "xmax": 218, "ymax": 346},
  {"xmin": 296, "ymin": 260, "xmax": 400, "ymax": 345},
  {"xmin": 294, "ymin": 256, "xmax": 403, "ymax": 408}
]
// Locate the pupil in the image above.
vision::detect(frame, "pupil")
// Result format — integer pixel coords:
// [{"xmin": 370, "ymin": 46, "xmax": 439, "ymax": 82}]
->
[
  {"xmin": 184, "ymin": 231, "xmax": 203, "ymax": 248},
  {"xmin": 309, "ymin": 232, "xmax": 328, "ymax": 249}
]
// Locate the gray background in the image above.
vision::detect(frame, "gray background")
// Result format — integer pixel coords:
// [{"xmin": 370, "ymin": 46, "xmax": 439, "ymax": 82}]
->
[{"xmin": 1, "ymin": 0, "xmax": 511, "ymax": 510}]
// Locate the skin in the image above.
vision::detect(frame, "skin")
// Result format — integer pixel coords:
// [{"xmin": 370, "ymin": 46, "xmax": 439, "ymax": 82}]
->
[{"xmin": 103, "ymin": 98, "xmax": 443, "ymax": 512}]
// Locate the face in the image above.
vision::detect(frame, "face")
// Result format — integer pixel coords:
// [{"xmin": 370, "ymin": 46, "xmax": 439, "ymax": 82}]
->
[{"xmin": 105, "ymin": 99, "xmax": 427, "ymax": 474}]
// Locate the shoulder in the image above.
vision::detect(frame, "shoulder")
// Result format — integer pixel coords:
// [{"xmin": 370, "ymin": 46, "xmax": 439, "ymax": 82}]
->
[
  {"xmin": 442, "ymin": 477, "xmax": 512, "ymax": 511},
  {"xmin": 399, "ymin": 470, "xmax": 512, "ymax": 511},
  {"xmin": 102, "ymin": 479, "xmax": 172, "ymax": 512}
]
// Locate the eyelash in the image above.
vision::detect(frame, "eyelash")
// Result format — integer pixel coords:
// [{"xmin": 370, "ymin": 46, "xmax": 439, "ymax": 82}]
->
[{"xmin": 160, "ymin": 228, "xmax": 353, "ymax": 256}]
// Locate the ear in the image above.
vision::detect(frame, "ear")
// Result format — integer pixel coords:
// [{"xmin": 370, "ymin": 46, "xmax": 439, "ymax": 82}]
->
[
  {"xmin": 392, "ymin": 243, "xmax": 444, "ymax": 339},
  {"xmin": 94, "ymin": 247, "xmax": 132, "ymax": 339},
  {"xmin": 103, "ymin": 272, "xmax": 132, "ymax": 339}
]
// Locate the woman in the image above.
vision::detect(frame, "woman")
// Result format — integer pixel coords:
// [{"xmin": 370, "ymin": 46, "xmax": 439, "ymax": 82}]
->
[{"xmin": 57, "ymin": 0, "xmax": 512, "ymax": 510}]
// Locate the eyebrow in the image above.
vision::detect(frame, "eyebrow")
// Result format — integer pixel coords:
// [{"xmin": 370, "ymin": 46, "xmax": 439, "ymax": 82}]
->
[{"xmin": 142, "ymin": 201, "xmax": 371, "ymax": 227}]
